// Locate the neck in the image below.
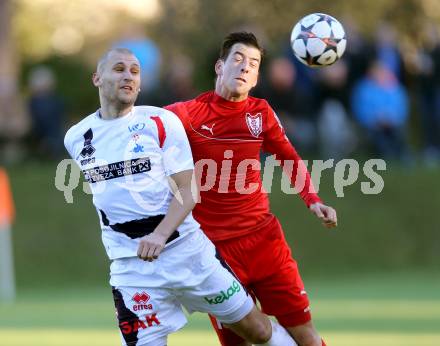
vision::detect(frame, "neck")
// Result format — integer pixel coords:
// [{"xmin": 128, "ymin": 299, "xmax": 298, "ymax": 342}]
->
[
  {"xmin": 99, "ymin": 98, "xmax": 133, "ymax": 120},
  {"xmin": 215, "ymin": 80, "xmax": 248, "ymax": 102}
]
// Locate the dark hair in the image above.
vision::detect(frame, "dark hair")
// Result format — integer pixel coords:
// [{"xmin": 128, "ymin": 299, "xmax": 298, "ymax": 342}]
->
[{"xmin": 219, "ymin": 32, "xmax": 264, "ymax": 61}]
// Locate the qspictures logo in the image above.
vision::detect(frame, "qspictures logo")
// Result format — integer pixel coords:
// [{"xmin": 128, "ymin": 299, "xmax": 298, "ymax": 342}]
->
[
  {"xmin": 204, "ymin": 280, "xmax": 241, "ymax": 305},
  {"xmin": 55, "ymin": 145, "xmax": 387, "ymax": 210}
]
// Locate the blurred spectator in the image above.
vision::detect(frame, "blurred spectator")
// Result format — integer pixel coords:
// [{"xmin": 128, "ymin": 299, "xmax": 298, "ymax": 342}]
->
[
  {"xmin": 317, "ymin": 60, "xmax": 350, "ymax": 109},
  {"xmin": 153, "ymin": 53, "xmax": 197, "ymax": 106},
  {"xmin": 113, "ymin": 24, "xmax": 161, "ymax": 104},
  {"xmin": 341, "ymin": 17, "xmax": 374, "ymax": 89},
  {"xmin": 351, "ymin": 61, "xmax": 411, "ymax": 163},
  {"xmin": 316, "ymin": 61, "xmax": 357, "ymax": 159},
  {"xmin": 410, "ymin": 24, "xmax": 440, "ymax": 166},
  {"xmin": 257, "ymin": 57, "xmax": 317, "ymax": 153},
  {"xmin": 374, "ymin": 22, "xmax": 403, "ymax": 81},
  {"xmin": 0, "ymin": 0, "xmax": 29, "ymax": 164},
  {"xmin": 28, "ymin": 66, "xmax": 65, "ymax": 159}
]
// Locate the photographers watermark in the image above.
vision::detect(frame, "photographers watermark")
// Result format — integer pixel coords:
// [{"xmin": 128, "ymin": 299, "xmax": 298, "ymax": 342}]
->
[{"xmin": 55, "ymin": 148, "xmax": 386, "ymax": 208}]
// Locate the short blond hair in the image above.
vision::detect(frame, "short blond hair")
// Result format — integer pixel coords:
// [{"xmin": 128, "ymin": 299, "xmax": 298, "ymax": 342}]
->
[{"xmin": 96, "ymin": 47, "xmax": 136, "ymax": 74}]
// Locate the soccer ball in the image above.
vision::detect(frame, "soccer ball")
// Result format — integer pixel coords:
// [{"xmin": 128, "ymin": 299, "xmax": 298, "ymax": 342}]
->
[{"xmin": 290, "ymin": 13, "xmax": 346, "ymax": 67}]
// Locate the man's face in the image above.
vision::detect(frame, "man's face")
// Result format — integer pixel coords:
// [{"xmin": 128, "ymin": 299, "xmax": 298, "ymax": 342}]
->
[
  {"xmin": 216, "ymin": 43, "xmax": 261, "ymax": 97},
  {"xmin": 93, "ymin": 52, "xmax": 141, "ymax": 106}
]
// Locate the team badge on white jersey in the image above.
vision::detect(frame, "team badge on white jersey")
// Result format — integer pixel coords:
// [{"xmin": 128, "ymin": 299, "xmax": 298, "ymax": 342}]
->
[{"xmin": 245, "ymin": 113, "xmax": 262, "ymax": 137}]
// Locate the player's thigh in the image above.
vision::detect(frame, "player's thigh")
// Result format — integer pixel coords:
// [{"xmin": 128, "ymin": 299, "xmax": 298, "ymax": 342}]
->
[
  {"xmin": 112, "ymin": 286, "xmax": 186, "ymax": 346},
  {"xmin": 180, "ymin": 259, "xmax": 254, "ymax": 325},
  {"xmin": 138, "ymin": 337, "xmax": 168, "ymax": 346},
  {"xmin": 241, "ymin": 219, "xmax": 311, "ymax": 326},
  {"xmin": 251, "ymin": 254, "xmax": 312, "ymax": 327}
]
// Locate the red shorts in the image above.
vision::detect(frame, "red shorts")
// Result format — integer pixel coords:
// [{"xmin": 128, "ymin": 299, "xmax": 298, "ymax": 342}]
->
[{"xmin": 208, "ymin": 215, "xmax": 311, "ymax": 346}]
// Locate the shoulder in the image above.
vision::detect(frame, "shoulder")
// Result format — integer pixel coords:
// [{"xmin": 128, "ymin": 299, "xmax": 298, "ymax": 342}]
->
[
  {"xmin": 133, "ymin": 105, "xmax": 172, "ymax": 117},
  {"xmin": 247, "ymin": 95, "xmax": 274, "ymax": 117},
  {"xmin": 133, "ymin": 105, "xmax": 184, "ymax": 129},
  {"xmin": 247, "ymin": 95, "xmax": 272, "ymax": 115},
  {"xmin": 64, "ymin": 112, "xmax": 97, "ymax": 146},
  {"xmin": 165, "ymin": 92, "xmax": 211, "ymax": 113},
  {"xmin": 134, "ymin": 105, "xmax": 179, "ymax": 119},
  {"xmin": 64, "ymin": 111, "xmax": 99, "ymax": 158},
  {"xmin": 163, "ymin": 102, "xmax": 186, "ymax": 118},
  {"xmin": 248, "ymin": 95, "xmax": 269, "ymax": 107},
  {"xmin": 164, "ymin": 93, "xmax": 210, "ymax": 129}
]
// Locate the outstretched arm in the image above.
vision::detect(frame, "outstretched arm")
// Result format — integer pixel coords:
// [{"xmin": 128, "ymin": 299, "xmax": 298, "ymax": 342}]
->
[
  {"xmin": 263, "ymin": 105, "xmax": 337, "ymax": 229},
  {"xmin": 262, "ymin": 105, "xmax": 321, "ymax": 207}
]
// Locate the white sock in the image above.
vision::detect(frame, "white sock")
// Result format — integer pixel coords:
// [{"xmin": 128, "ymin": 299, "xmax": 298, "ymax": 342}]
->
[{"xmin": 259, "ymin": 320, "xmax": 298, "ymax": 346}]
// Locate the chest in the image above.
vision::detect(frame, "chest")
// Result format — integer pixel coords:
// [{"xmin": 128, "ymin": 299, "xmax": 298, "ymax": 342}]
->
[
  {"xmin": 185, "ymin": 104, "xmax": 266, "ymax": 162},
  {"xmin": 74, "ymin": 121, "xmax": 163, "ymax": 183}
]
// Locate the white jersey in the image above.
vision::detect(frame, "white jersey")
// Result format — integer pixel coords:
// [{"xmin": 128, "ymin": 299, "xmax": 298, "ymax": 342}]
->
[{"xmin": 64, "ymin": 106, "xmax": 199, "ymax": 259}]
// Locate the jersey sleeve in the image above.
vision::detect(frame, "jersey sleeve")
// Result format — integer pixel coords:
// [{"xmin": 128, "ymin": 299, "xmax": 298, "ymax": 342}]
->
[
  {"xmin": 262, "ymin": 103, "xmax": 322, "ymax": 207},
  {"xmin": 64, "ymin": 127, "xmax": 76, "ymax": 159},
  {"xmin": 160, "ymin": 109, "xmax": 194, "ymax": 176}
]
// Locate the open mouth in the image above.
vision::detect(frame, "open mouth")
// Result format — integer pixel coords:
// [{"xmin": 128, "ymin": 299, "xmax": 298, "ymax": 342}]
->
[{"xmin": 121, "ymin": 85, "xmax": 134, "ymax": 91}]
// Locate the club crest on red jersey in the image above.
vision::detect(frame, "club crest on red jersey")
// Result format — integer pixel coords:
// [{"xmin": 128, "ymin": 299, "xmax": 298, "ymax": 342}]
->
[{"xmin": 245, "ymin": 113, "xmax": 262, "ymax": 137}]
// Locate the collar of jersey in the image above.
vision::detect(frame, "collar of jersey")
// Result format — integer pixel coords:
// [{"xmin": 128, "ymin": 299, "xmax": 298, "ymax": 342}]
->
[
  {"xmin": 94, "ymin": 108, "xmax": 135, "ymax": 124},
  {"xmin": 211, "ymin": 91, "xmax": 248, "ymax": 111}
]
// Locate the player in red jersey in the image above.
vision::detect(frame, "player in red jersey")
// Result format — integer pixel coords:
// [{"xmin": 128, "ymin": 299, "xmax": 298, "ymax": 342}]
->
[{"xmin": 166, "ymin": 32, "xmax": 337, "ymax": 346}]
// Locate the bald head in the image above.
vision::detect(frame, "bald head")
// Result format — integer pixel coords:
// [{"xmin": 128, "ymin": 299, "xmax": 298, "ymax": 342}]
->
[
  {"xmin": 92, "ymin": 47, "xmax": 141, "ymax": 114},
  {"xmin": 97, "ymin": 47, "xmax": 138, "ymax": 74}
]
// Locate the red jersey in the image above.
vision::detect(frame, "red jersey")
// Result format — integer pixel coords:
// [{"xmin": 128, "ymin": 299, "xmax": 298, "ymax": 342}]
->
[{"xmin": 166, "ymin": 91, "xmax": 321, "ymax": 241}]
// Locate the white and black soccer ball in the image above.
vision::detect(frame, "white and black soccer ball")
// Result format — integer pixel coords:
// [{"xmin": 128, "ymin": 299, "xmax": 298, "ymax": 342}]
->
[{"xmin": 290, "ymin": 13, "xmax": 346, "ymax": 67}]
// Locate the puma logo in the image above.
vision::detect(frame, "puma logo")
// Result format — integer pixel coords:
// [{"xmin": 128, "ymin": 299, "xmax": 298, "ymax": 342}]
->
[{"xmin": 201, "ymin": 123, "xmax": 215, "ymax": 135}]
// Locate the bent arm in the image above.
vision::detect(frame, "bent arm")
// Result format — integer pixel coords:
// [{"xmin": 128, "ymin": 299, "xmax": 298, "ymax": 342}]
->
[
  {"xmin": 137, "ymin": 169, "xmax": 197, "ymax": 261},
  {"xmin": 153, "ymin": 169, "xmax": 196, "ymax": 240}
]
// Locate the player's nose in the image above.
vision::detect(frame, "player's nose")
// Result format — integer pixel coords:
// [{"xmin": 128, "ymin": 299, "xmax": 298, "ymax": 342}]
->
[
  {"xmin": 240, "ymin": 61, "xmax": 251, "ymax": 73},
  {"xmin": 122, "ymin": 70, "xmax": 135, "ymax": 80},
  {"xmin": 240, "ymin": 65, "xmax": 250, "ymax": 73}
]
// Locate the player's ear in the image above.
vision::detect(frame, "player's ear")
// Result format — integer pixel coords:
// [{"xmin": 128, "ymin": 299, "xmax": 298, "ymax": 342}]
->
[
  {"xmin": 215, "ymin": 59, "xmax": 223, "ymax": 77},
  {"xmin": 92, "ymin": 72, "xmax": 101, "ymax": 87}
]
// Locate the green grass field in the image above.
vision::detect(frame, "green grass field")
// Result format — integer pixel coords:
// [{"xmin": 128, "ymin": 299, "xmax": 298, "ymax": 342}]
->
[{"xmin": 1, "ymin": 272, "xmax": 439, "ymax": 346}]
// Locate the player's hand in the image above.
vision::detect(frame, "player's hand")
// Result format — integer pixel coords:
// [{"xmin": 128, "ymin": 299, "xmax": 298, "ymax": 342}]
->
[
  {"xmin": 137, "ymin": 232, "xmax": 167, "ymax": 262},
  {"xmin": 309, "ymin": 202, "xmax": 337, "ymax": 229}
]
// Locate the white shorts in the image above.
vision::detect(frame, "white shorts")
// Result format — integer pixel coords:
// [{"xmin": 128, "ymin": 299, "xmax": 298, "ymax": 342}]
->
[{"xmin": 110, "ymin": 230, "xmax": 254, "ymax": 346}]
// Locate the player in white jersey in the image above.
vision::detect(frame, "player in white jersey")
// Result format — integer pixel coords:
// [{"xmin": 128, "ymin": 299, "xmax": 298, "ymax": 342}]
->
[{"xmin": 64, "ymin": 48, "xmax": 298, "ymax": 346}]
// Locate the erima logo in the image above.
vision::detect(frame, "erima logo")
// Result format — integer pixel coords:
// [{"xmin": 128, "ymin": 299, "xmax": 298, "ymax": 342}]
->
[{"xmin": 204, "ymin": 280, "xmax": 241, "ymax": 305}]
